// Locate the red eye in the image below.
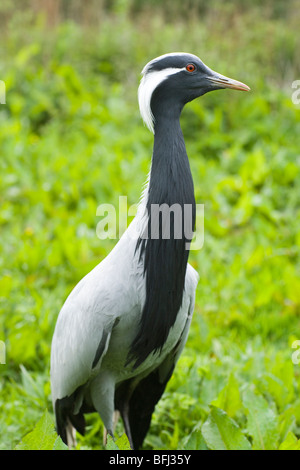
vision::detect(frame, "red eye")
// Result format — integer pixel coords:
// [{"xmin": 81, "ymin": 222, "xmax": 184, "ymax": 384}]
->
[{"xmin": 186, "ymin": 64, "xmax": 196, "ymax": 72}]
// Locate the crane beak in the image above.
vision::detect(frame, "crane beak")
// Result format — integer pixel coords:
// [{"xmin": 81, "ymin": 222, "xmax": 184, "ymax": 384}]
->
[{"xmin": 206, "ymin": 72, "xmax": 250, "ymax": 92}]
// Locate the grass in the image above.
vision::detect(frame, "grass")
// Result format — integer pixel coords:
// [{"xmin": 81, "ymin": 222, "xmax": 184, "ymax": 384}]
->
[{"xmin": 0, "ymin": 2, "xmax": 300, "ymax": 450}]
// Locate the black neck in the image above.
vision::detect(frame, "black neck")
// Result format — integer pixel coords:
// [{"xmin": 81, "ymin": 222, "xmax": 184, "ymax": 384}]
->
[
  {"xmin": 151, "ymin": 116, "xmax": 194, "ymax": 207},
  {"xmin": 127, "ymin": 114, "xmax": 196, "ymax": 369}
]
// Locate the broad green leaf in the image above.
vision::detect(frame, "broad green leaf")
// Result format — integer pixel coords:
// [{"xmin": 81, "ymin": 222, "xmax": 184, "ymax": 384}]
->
[
  {"xmin": 279, "ymin": 432, "xmax": 300, "ymax": 450},
  {"xmin": 201, "ymin": 406, "xmax": 251, "ymax": 450},
  {"xmin": 278, "ymin": 406, "xmax": 296, "ymax": 442},
  {"xmin": 106, "ymin": 435, "xmax": 119, "ymax": 450},
  {"xmin": 211, "ymin": 373, "xmax": 242, "ymax": 417},
  {"xmin": 15, "ymin": 410, "xmax": 68, "ymax": 450},
  {"xmin": 115, "ymin": 433, "xmax": 131, "ymax": 450},
  {"xmin": 271, "ymin": 355, "xmax": 294, "ymax": 406},
  {"xmin": 256, "ymin": 373, "xmax": 289, "ymax": 411},
  {"xmin": 53, "ymin": 436, "xmax": 70, "ymax": 450},
  {"xmin": 106, "ymin": 434, "xmax": 131, "ymax": 450},
  {"xmin": 243, "ymin": 389, "xmax": 279, "ymax": 450},
  {"xmin": 182, "ymin": 422, "xmax": 208, "ymax": 450}
]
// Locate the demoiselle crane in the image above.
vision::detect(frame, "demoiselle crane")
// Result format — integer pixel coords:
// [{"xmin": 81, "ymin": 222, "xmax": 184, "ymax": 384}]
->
[{"xmin": 50, "ymin": 52, "xmax": 250, "ymax": 450}]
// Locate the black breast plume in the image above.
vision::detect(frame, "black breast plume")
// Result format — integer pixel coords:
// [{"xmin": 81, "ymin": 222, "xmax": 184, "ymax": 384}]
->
[{"xmin": 127, "ymin": 120, "xmax": 195, "ymax": 369}]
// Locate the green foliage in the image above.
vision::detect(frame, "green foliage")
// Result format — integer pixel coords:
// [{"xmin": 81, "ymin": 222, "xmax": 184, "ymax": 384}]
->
[
  {"xmin": 106, "ymin": 434, "xmax": 131, "ymax": 450},
  {"xmin": 279, "ymin": 432, "xmax": 300, "ymax": 450},
  {"xmin": 1, "ymin": 2, "xmax": 300, "ymax": 450},
  {"xmin": 243, "ymin": 389, "xmax": 279, "ymax": 450},
  {"xmin": 201, "ymin": 406, "xmax": 251, "ymax": 450},
  {"xmin": 15, "ymin": 410, "xmax": 68, "ymax": 450}
]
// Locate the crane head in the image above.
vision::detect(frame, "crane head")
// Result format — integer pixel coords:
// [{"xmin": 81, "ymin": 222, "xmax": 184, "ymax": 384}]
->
[{"xmin": 138, "ymin": 52, "xmax": 250, "ymax": 133}]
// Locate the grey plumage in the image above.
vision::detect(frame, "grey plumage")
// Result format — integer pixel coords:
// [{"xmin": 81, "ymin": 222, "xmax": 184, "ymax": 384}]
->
[{"xmin": 50, "ymin": 52, "xmax": 249, "ymax": 449}]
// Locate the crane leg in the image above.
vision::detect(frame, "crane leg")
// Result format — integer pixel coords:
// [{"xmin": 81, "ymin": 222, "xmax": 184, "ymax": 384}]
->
[
  {"xmin": 115, "ymin": 377, "xmax": 141, "ymax": 449},
  {"xmin": 89, "ymin": 371, "xmax": 116, "ymax": 447},
  {"xmin": 66, "ymin": 419, "xmax": 77, "ymax": 448},
  {"xmin": 103, "ymin": 410, "xmax": 120, "ymax": 446},
  {"xmin": 121, "ymin": 399, "xmax": 134, "ymax": 450}
]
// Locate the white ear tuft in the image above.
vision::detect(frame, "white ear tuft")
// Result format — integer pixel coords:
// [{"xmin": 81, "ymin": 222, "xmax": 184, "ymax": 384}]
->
[{"xmin": 138, "ymin": 66, "xmax": 184, "ymax": 134}]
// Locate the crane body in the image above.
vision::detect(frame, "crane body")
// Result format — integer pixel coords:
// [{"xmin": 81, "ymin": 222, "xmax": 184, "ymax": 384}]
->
[{"xmin": 50, "ymin": 52, "xmax": 249, "ymax": 449}]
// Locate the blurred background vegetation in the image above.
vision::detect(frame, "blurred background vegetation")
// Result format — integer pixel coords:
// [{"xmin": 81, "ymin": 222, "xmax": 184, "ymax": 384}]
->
[{"xmin": 0, "ymin": 0, "xmax": 300, "ymax": 450}]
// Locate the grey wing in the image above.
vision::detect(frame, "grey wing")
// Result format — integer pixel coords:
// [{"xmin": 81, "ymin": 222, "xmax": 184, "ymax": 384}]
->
[
  {"xmin": 50, "ymin": 226, "xmax": 144, "ymax": 444},
  {"xmin": 50, "ymin": 239, "xmax": 140, "ymax": 403},
  {"xmin": 50, "ymin": 282, "xmax": 114, "ymax": 405},
  {"xmin": 50, "ymin": 263, "xmax": 137, "ymax": 442}
]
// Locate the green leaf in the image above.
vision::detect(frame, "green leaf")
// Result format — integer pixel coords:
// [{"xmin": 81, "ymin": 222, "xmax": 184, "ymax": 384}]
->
[
  {"xmin": 201, "ymin": 406, "xmax": 251, "ymax": 450},
  {"xmin": 279, "ymin": 432, "xmax": 300, "ymax": 450},
  {"xmin": 211, "ymin": 373, "xmax": 242, "ymax": 418},
  {"xmin": 53, "ymin": 436, "xmax": 70, "ymax": 450},
  {"xmin": 182, "ymin": 423, "xmax": 208, "ymax": 450},
  {"xmin": 243, "ymin": 389, "xmax": 279, "ymax": 450},
  {"xmin": 278, "ymin": 406, "xmax": 296, "ymax": 441},
  {"xmin": 106, "ymin": 433, "xmax": 131, "ymax": 450},
  {"xmin": 106, "ymin": 435, "xmax": 119, "ymax": 450},
  {"xmin": 115, "ymin": 433, "xmax": 131, "ymax": 450},
  {"xmin": 15, "ymin": 410, "xmax": 68, "ymax": 450}
]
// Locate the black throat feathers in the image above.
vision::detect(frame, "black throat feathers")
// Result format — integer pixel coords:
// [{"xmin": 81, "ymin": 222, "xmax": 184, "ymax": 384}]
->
[{"xmin": 128, "ymin": 114, "xmax": 196, "ymax": 369}]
